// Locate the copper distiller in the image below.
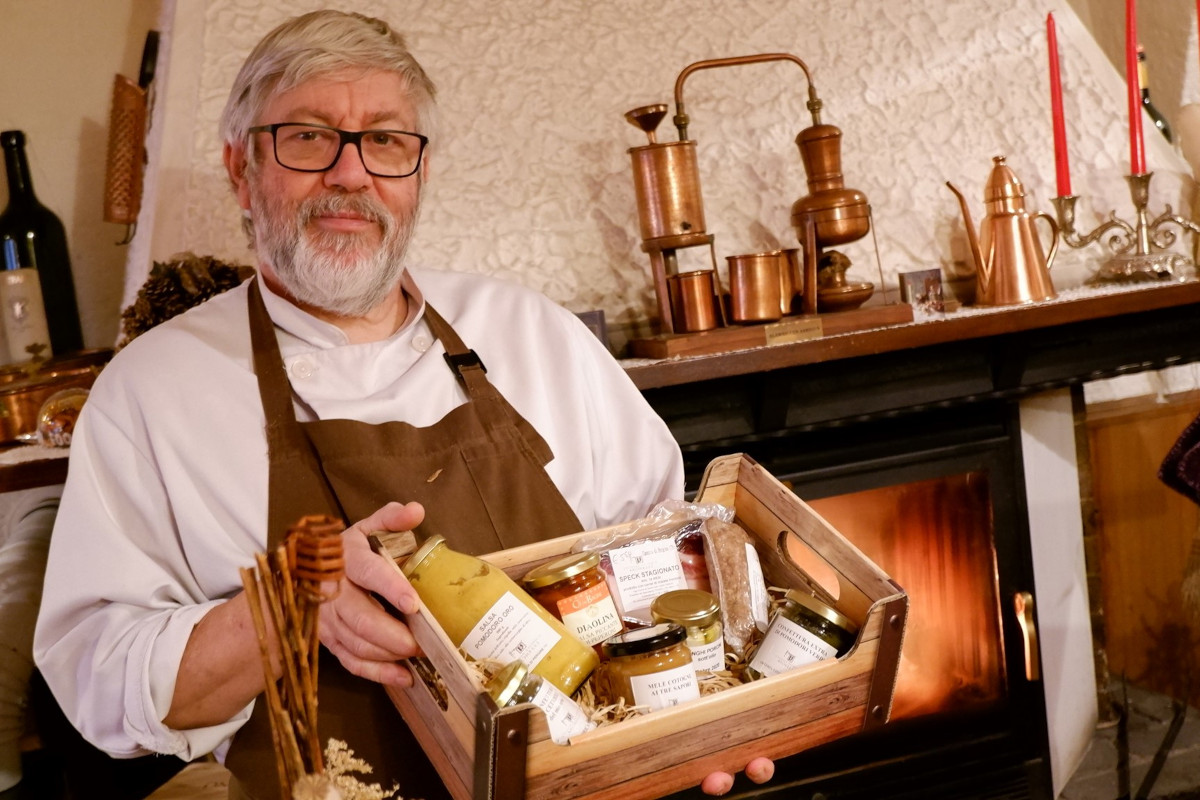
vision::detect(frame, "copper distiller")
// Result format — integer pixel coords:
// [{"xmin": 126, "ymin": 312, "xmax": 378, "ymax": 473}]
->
[{"xmin": 625, "ymin": 53, "xmax": 871, "ymax": 332}]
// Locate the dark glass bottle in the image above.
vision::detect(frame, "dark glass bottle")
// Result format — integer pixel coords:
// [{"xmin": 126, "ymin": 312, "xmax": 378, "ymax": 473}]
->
[
  {"xmin": 1137, "ymin": 46, "xmax": 1173, "ymax": 144},
  {"xmin": 0, "ymin": 130, "xmax": 83, "ymax": 357}
]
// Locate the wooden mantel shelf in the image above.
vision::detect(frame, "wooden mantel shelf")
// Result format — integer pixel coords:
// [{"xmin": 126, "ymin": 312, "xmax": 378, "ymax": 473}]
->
[
  {"xmin": 624, "ymin": 280, "xmax": 1200, "ymax": 391},
  {"xmin": 626, "ymin": 280, "xmax": 1200, "ymax": 450}
]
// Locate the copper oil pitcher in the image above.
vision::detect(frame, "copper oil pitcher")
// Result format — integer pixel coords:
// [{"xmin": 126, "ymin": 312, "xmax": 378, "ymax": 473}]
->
[{"xmin": 946, "ymin": 156, "xmax": 1059, "ymax": 307}]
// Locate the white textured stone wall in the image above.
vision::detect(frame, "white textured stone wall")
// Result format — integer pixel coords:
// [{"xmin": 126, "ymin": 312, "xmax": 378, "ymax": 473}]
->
[{"xmin": 138, "ymin": 0, "xmax": 1194, "ymax": 348}]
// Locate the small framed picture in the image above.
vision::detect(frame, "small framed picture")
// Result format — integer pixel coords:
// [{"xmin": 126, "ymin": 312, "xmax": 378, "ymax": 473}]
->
[{"xmin": 899, "ymin": 268, "xmax": 945, "ymax": 312}]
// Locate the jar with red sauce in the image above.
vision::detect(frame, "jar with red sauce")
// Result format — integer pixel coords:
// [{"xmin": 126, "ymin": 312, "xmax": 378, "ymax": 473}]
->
[{"xmin": 522, "ymin": 551, "xmax": 624, "ymax": 651}]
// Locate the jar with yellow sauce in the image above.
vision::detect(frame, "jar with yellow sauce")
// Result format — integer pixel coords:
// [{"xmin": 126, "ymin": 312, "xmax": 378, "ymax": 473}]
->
[
  {"xmin": 401, "ymin": 535, "xmax": 598, "ymax": 695},
  {"xmin": 596, "ymin": 623, "xmax": 700, "ymax": 713},
  {"xmin": 745, "ymin": 589, "xmax": 858, "ymax": 681},
  {"xmin": 650, "ymin": 589, "xmax": 725, "ymax": 673},
  {"xmin": 522, "ymin": 551, "xmax": 623, "ymax": 652},
  {"xmin": 486, "ymin": 660, "xmax": 596, "ymax": 745}
]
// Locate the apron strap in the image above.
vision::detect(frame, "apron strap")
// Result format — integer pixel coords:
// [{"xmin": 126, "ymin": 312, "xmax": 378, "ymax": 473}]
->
[
  {"xmin": 423, "ymin": 303, "xmax": 555, "ymax": 466},
  {"xmin": 247, "ymin": 279, "xmax": 346, "ymax": 547}
]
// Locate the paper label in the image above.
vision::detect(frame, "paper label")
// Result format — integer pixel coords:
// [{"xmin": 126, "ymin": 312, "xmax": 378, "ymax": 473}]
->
[
  {"xmin": 688, "ymin": 638, "xmax": 726, "ymax": 672},
  {"xmin": 558, "ymin": 583, "xmax": 622, "ymax": 646},
  {"xmin": 748, "ymin": 614, "xmax": 838, "ymax": 678},
  {"xmin": 531, "ymin": 678, "xmax": 596, "ymax": 744},
  {"xmin": 627, "ymin": 662, "xmax": 701, "ymax": 712},
  {"xmin": 607, "ymin": 538, "xmax": 688, "ymax": 613},
  {"xmin": 0, "ymin": 268, "xmax": 50, "ymax": 361},
  {"xmin": 462, "ymin": 592, "xmax": 560, "ymax": 671},
  {"xmin": 745, "ymin": 543, "xmax": 771, "ymax": 632}
]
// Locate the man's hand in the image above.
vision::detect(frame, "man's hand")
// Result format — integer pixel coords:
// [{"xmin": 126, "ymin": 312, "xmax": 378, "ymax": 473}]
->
[
  {"xmin": 702, "ymin": 757, "xmax": 775, "ymax": 796},
  {"xmin": 318, "ymin": 501, "xmax": 425, "ymax": 687}
]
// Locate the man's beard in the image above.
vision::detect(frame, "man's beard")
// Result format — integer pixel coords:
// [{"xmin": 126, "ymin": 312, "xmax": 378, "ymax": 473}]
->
[{"xmin": 249, "ymin": 186, "xmax": 418, "ymax": 317}]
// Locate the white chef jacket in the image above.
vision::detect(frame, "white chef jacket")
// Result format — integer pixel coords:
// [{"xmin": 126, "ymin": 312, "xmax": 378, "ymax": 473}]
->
[{"xmin": 33, "ymin": 268, "xmax": 683, "ymax": 762}]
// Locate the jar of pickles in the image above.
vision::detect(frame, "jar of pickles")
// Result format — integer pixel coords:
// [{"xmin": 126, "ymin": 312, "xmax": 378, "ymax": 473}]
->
[
  {"xmin": 486, "ymin": 661, "xmax": 596, "ymax": 745},
  {"xmin": 401, "ymin": 535, "xmax": 598, "ymax": 695},
  {"xmin": 650, "ymin": 589, "xmax": 725, "ymax": 673},
  {"xmin": 522, "ymin": 551, "xmax": 623, "ymax": 651},
  {"xmin": 596, "ymin": 623, "xmax": 700, "ymax": 713},
  {"xmin": 745, "ymin": 589, "xmax": 858, "ymax": 681}
]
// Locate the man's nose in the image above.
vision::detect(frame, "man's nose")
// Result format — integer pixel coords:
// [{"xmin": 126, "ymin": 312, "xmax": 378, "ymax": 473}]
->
[{"xmin": 323, "ymin": 141, "xmax": 371, "ymax": 191}]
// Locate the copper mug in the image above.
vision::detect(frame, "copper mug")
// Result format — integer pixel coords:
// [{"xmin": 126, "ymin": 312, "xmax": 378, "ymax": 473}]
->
[
  {"xmin": 728, "ymin": 252, "xmax": 784, "ymax": 323},
  {"xmin": 668, "ymin": 270, "xmax": 720, "ymax": 332}
]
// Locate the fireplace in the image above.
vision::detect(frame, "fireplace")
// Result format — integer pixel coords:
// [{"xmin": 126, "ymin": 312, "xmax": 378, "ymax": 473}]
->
[
  {"xmin": 675, "ymin": 401, "xmax": 1050, "ymax": 799},
  {"xmin": 628, "ymin": 283, "xmax": 1200, "ymax": 800}
]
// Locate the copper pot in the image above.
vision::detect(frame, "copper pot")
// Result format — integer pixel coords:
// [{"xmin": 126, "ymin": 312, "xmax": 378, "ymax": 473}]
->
[
  {"xmin": 0, "ymin": 366, "xmax": 98, "ymax": 443},
  {"xmin": 728, "ymin": 252, "xmax": 784, "ymax": 323}
]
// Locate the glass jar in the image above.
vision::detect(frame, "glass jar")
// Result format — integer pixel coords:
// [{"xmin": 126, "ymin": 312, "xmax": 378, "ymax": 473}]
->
[
  {"xmin": 650, "ymin": 589, "xmax": 725, "ymax": 673},
  {"xmin": 746, "ymin": 589, "xmax": 858, "ymax": 681},
  {"xmin": 486, "ymin": 660, "xmax": 596, "ymax": 745},
  {"xmin": 597, "ymin": 623, "xmax": 700, "ymax": 713},
  {"xmin": 522, "ymin": 551, "xmax": 623, "ymax": 651},
  {"xmin": 401, "ymin": 535, "xmax": 598, "ymax": 695}
]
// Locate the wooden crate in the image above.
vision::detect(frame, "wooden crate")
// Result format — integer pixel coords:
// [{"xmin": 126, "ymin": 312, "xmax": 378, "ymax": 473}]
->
[{"xmin": 386, "ymin": 453, "xmax": 908, "ymax": 800}]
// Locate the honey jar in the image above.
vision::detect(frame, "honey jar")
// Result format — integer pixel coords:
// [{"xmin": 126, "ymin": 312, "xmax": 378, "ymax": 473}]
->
[
  {"xmin": 401, "ymin": 535, "xmax": 598, "ymax": 695},
  {"xmin": 745, "ymin": 589, "xmax": 858, "ymax": 681},
  {"xmin": 650, "ymin": 589, "xmax": 725, "ymax": 673},
  {"xmin": 486, "ymin": 660, "xmax": 596, "ymax": 745},
  {"xmin": 522, "ymin": 551, "xmax": 623, "ymax": 651},
  {"xmin": 597, "ymin": 623, "xmax": 700, "ymax": 713}
]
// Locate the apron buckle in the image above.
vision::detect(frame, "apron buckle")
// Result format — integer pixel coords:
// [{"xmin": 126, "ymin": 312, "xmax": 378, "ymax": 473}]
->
[{"xmin": 444, "ymin": 349, "xmax": 487, "ymax": 379}]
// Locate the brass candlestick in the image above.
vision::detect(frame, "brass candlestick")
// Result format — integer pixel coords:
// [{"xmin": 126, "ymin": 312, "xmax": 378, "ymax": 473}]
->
[{"xmin": 1052, "ymin": 172, "xmax": 1198, "ymax": 283}]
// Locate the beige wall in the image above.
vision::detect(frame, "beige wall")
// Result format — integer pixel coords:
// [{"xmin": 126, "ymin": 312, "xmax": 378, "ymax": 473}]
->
[{"xmin": 0, "ymin": 0, "xmax": 161, "ymax": 358}]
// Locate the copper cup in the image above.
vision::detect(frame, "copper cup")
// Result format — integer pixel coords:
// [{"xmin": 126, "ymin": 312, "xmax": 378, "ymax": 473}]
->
[
  {"xmin": 668, "ymin": 270, "xmax": 720, "ymax": 332},
  {"xmin": 780, "ymin": 248, "xmax": 802, "ymax": 315},
  {"xmin": 728, "ymin": 252, "xmax": 784, "ymax": 323}
]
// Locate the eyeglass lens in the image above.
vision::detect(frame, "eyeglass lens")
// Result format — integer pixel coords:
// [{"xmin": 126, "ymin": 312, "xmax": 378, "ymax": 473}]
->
[{"xmin": 273, "ymin": 124, "xmax": 423, "ymax": 177}]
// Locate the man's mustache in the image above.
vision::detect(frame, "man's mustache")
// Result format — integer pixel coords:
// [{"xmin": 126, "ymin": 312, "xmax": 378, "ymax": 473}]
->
[{"xmin": 298, "ymin": 194, "xmax": 393, "ymax": 233}]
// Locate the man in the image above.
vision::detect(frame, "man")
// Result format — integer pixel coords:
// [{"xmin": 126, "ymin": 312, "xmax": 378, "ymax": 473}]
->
[{"xmin": 34, "ymin": 10, "xmax": 771, "ymax": 799}]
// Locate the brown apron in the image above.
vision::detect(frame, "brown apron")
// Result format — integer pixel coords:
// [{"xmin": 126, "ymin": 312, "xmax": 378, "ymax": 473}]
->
[{"xmin": 225, "ymin": 280, "xmax": 583, "ymax": 799}]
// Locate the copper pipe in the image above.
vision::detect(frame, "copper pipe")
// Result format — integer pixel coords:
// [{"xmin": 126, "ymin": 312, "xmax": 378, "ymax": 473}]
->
[{"xmin": 672, "ymin": 53, "xmax": 822, "ymax": 141}]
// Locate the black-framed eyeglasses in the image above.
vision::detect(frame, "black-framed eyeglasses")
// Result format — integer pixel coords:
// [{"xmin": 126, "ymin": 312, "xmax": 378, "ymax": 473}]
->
[{"xmin": 248, "ymin": 122, "xmax": 428, "ymax": 178}]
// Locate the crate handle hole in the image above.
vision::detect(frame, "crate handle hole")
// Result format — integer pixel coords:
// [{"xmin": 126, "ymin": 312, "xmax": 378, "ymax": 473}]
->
[{"xmin": 776, "ymin": 529, "xmax": 841, "ymax": 601}]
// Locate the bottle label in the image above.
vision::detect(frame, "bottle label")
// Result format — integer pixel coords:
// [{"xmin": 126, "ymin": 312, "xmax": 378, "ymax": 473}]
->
[
  {"xmin": 0, "ymin": 268, "xmax": 51, "ymax": 361},
  {"xmin": 688, "ymin": 637, "xmax": 726, "ymax": 673},
  {"xmin": 462, "ymin": 591, "xmax": 561, "ymax": 672},
  {"xmin": 628, "ymin": 662, "xmax": 701, "ymax": 712},
  {"xmin": 748, "ymin": 615, "xmax": 838, "ymax": 678},
  {"xmin": 531, "ymin": 678, "xmax": 596, "ymax": 744},
  {"xmin": 607, "ymin": 538, "xmax": 688, "ymax": 614},
  {"xmin": 557, "ymin": 583, "xmax": 622, "ymax": 646}
]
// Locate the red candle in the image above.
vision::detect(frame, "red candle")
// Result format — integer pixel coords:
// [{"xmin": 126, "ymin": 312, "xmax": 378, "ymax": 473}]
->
[
  {"xmin": 1126, "ymin": 0, "xmax": 1146, "ymax": 174},
  {"xmin": 1047, "ymin": 13, "xmax": 1071, "ymax": 196}
]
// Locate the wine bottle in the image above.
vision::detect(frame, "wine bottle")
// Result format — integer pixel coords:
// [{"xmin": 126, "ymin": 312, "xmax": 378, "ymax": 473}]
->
[
  {"xmin": 1137, "ymin": 46, "xmax": 1173, "ymax": 144},
  {"xmin": 0, "ymin": 130, "xmax": 83, "ymax": 358}
]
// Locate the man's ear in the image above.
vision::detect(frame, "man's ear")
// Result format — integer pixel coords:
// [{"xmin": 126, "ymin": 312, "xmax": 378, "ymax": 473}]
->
[
  {"xmin": 223, "ymin": 142, "xmax": 253, "ymax": 211},
  {"xmin": 420, "ymin": 152, "xmax": 431, "ymax": 183}
]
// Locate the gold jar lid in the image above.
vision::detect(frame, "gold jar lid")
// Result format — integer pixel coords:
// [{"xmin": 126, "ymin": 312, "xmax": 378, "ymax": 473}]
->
[
  {"xmin": 521, "ymin": 551, "xmax": 601, "ymax": 589},
  {"xmin": 400, "ymin": 534, "xmax": 445, "ymax": 577},
  {"xmin": 651, "ymin": 589, "xmax": 720, "ymax": 629},
  {"xmin": 486, "ymin": 661, "xmax": 529, "ymax": 707},
  {"xmin": 784, "ymin": 589, "xmax": 858, "ymax": 633}
]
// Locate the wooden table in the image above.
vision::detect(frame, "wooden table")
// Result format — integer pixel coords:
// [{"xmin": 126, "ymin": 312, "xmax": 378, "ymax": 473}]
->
[{"xmin": 0, "ymin": 448, "xmax": 68, "ymax": 493}]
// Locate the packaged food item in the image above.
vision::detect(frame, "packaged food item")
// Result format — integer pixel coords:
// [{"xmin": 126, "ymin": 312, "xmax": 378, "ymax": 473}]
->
[
  {"xmin": 650, "ymin": 589, "xmax": 725, "ymax": 673},
  {"xmin": 745, "ymin": 590, "xmax": 858, "ymax": 681},
  {"xmin": 401, "ymin": 535, "xmax": 598, "ymax": 695},
  {"xmin": 702, "ymin": 518, "xmax": 771, "ymax": 658},
  {"xmin": 522, "ymin": 551, "xmax": 624, "ymax": 651},
  {"xmin": 574, "ymin": 500, "xmax": 730, "ymax": 626},
  {"xmin": 596, "ymin": 623, "xmax": 700, "ymax": 713},
  {"xmin": 486, "ymin": 661, "xmax": 596, "ymax": 745}
]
